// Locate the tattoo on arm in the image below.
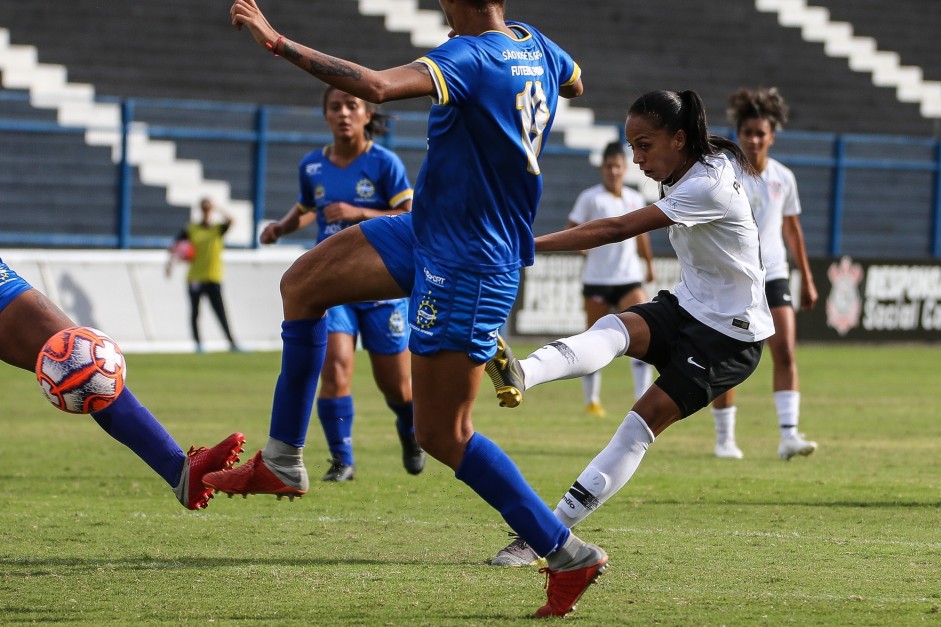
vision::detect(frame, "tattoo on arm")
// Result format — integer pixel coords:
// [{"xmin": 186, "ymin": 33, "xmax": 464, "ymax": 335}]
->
[
  {"xmin": 405, "ymin": 62, "xmax": 431, "ymax": 78},
  {"xmin": 281, "ymin": 41, "xmax": 362, "ymax": 79}
]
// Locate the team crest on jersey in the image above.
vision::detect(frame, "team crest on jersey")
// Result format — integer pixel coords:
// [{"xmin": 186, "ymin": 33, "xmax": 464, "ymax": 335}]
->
[
  {"xmin": 767, "ymin": 181, "xmax": 783, "ymax": 201},
  {"xmin": 315, "ymin": 185, "xmax": 325, "ymax": 200},
  {"xmin": 356, "ymin": 178, "xmax": 376, "ymax": 200},
  {"xmin": 826, "ymin": 256, "xmax": 864, "ymax": 336}
]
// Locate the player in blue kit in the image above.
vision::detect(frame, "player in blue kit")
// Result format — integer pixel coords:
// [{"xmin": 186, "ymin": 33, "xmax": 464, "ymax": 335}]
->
[
  {"xmin": 259, "ymin": 86, "xmax": 423, "ymax": 483},
  {"xmin": 0, "ymin": 258, "xmax": 245, "ymax": 510},
  {"xmin": 207, "ymin": 0, "xmax": 606, "ymax": 617}
]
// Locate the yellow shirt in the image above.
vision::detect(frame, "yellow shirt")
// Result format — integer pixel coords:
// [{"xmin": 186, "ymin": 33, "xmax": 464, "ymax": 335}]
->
[{"xmin": 185, "ymin": 222, "xmax": 227, "ymax": 283}]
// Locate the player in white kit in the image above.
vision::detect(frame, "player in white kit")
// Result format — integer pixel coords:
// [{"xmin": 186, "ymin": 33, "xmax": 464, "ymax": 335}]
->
[
  {"xmin": 711, "ymin": 88, "xmax": 819, "ymax": 461},
  {"xmin": 487, "ymin": 89, "xmax": 773, "ymax": 565}
]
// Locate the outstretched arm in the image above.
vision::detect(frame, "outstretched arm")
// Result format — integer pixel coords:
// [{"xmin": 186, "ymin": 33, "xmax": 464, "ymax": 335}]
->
[
  {"xmin": 536, "ymin": 204, "xmax": 673, "ymax": 252},
  {"xmin": 230, "ymin": 0, "xmax": 435, "ymax": 103}
]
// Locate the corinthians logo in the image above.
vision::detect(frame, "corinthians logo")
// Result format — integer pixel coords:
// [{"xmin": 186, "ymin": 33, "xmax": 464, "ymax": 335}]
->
[{"xmin": 826, "ymin": 256, "xmax": 864, "ymax": 336}]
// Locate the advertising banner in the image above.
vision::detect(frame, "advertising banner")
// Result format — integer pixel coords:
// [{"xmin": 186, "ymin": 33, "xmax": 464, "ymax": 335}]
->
[
  {"xmin": 510, "ymin": 253, "xmax": 681, "ymax": 337},
  {"xmin": 511, "ymin": 254, "xmax": 941, "ymax": 343},
  {"xmin": 801, "ymin": 257, "xmax": 941, "ymax": 342}
]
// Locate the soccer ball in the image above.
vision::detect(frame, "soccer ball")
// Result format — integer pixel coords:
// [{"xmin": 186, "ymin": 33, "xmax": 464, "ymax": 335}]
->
[
  {"xmin": 35, "ymin": 326, "xmax": 127, "ymax": 414},
  {"xmin": 171, "ymin": 239, "xmax": 195, "ymax": 262}
]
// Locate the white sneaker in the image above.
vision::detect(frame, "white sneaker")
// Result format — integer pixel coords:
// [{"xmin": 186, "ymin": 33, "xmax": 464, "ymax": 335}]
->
[
  {"xmin": 778, "ymin": 433, "xmax": 817, "ymax": 460},
  {"xmin": 714, "ymin": 439, "xmax": 744, "ymax": 459}
]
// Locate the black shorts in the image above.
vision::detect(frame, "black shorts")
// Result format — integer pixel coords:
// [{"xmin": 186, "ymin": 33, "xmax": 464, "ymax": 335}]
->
[
  {"xmin": 765, "ymin": 277, "xmax": 793, "ymax": 309},
  {"xmin": 583, "ymin": 282, "xmax": 643, "ymax": 308},
  {"xmin": 628, "ymin": 290, "xmax": 764, "ymax": 418}
]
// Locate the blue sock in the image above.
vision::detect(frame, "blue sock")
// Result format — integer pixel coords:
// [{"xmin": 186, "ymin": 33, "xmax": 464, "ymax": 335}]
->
[
  {"xmin": 269, "ymin": 318, "xmax": 328, "ymax": 447},
  {"xmin": 455, "ymin": 433, "xmax": 569, "ymax": 557},
  {"xmin": 91, "ymin": 387, "xmax": 185, "ymax": 487},
  {"xmin": 387, "ymin": 401, "xmax": 415, "ymax": 439},
  {"xmin": 317, "ymin": 396, "xmax": 355, "ymax": 466}
]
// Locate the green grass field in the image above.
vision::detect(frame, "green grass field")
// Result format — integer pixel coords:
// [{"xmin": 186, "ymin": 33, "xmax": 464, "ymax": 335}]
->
[{"xmin": 1, "ymin": 343, "xmax": 939, "ymax": 625}]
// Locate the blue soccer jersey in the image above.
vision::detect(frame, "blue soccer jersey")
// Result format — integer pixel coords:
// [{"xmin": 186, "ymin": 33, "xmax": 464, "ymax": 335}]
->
[
  {"xmin": 415, "ymin": 21, "xmax": 580, "ymax": 272},
  {"xmin": 297, "ymin": 141, "xmax": 413, "ymax": 244}
]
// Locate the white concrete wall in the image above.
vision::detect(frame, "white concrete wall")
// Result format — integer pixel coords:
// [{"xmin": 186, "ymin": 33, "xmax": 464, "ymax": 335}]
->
[{"xmin": 3, "ymin": 248, "xmax": 307, "ymax": 353}]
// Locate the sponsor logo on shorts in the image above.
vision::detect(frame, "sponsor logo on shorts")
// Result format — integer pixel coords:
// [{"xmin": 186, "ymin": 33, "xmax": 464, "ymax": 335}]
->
[
  {"xmin": 423, "ymin": 267, "xmax": 446, "ymax": 286},
  {"xmin": 686, "ymin": 356, "xmax": 706, "ymax": 370}
]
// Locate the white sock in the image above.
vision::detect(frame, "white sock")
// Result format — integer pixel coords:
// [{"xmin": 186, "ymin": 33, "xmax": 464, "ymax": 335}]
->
[
  {"xmin": 630, "ymin": 358, "xmax": 652, "ymax": 400},
  {"xmin": 775, "ymin": 390, "xmax": 800, "ymax": 438},
  {"xmin": 582, "ymin": 371, "xmax": 601, "ymax": 405},
  {"xmin": 712, "ymin": 406, "xmax": 737, "ymax": 443},
  {"xmin": 520, "ymin": 314, "xmax": 630, "ymax": 389},
  {"xmin": 553, "ymin": 411, "xmax": 655, "ymax": 527}
]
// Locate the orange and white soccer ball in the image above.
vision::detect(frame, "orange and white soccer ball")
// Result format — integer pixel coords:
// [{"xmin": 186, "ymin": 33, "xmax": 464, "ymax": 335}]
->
[{"xmin": 35, "ymin": 326, "xmax": 127, "ymax": 414}]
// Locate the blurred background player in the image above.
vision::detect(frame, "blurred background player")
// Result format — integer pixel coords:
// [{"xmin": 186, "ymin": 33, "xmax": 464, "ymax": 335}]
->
[
  {"xmin": 166, "ymin": 197, "xmax": 241, "ymax": 353},
  {"xmin": 0, "ymin": 257, "xmax": 244, "ymax": 510},
  {"xmin": 711, "ymin": 87, "xmax": 819, "ymax": 461},
  {"xmin": 207, "ymin": 0, "xmax": 606, "ymax": 618},
  {"xmin": 568, "ymin": 141, "xmax": 654, "ymax": 417},
  {"xmin": 259, "ymin": 86, "xmax": 423, "ymax": 482}
]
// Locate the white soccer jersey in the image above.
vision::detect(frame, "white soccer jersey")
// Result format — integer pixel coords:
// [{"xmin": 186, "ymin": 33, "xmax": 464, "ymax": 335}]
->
[
  {"xmin": 568, "ymin": 183, "xmax": 647, "ymax": 285},
  {"xmin": 746, "ymin": 157, "xmax": 802, "ymax": 282},
  {"xmin": 654, "ymin": 155, "xmax": 774, "ymax": 342}
]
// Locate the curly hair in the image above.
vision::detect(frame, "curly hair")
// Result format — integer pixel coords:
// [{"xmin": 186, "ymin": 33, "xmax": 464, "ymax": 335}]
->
[{"xmin": 726, "ymin": 87, "xmax": 790, "ymax": 131}]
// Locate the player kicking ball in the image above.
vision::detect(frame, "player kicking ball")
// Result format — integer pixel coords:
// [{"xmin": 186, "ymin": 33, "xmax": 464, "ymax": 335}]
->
[{"xmin": 205, "ymin": 0, "xmax": 606, "ymax": 618}]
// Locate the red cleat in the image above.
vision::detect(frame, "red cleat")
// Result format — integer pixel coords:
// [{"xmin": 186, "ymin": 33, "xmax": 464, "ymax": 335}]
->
[
  {"xmin": 202, "ymin": 450, "xmax": 308, "ymax": 500},
  {"xmin": 534, "ymin": 552, "xmax": 608, "ymax": 618},
  {"xmin": 174, "ymin": 432, "xmax": 246, "ymax": 510}
]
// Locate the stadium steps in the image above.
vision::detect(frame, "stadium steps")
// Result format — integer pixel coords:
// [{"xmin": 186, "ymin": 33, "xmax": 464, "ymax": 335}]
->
[
  {"xmin": 0, "ymin": 27, "xmax": 255, "ymax": 245},
  {"xmin": 757, "ymin": 0, "xmax": 941, "ymax": 118}
]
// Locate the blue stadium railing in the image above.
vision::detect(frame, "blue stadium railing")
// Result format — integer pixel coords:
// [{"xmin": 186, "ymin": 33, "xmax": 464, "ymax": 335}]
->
[{"xmin": 2, "ymin": 91, "xmax": 940, "ymax": 259}]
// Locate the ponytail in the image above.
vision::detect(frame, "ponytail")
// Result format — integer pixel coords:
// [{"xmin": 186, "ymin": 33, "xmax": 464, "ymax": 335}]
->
[{"xmin": 629, "ymin": 90, "xmax": 757, "ymax": 176}]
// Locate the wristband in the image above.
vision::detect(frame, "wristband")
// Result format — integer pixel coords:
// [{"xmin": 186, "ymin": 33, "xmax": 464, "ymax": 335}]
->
[{"xmin": 265, "ymin": 35, "xmax": 284, "ymax": 56}]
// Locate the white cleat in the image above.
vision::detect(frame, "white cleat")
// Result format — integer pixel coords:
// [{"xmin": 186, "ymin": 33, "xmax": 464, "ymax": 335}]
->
[
  {"xmin": 778, "ymin": 433, "xmax": 817, "ymax": 460},
  {"xmin": 714, "ymin": 439, "xmax": 744, "ymax": 459}
]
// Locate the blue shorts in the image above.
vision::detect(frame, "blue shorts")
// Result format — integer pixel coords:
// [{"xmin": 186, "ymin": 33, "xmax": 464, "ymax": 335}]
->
[
  {"xmin": 326, "ymin": 300, "xmax": 409, "ymax": 355},
  {"xmin": 361, "ymin": 214, "xmax": 519, "ymax": 363},
  {"xmin": 0, "ymin": 259, "xmax": 33, "ymax": 314}
]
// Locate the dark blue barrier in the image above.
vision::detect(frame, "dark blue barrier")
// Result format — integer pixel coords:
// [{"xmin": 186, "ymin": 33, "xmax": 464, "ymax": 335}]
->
[{"xmin": 1, "ymin": 90, "xmax": 939, "ymax": 259}]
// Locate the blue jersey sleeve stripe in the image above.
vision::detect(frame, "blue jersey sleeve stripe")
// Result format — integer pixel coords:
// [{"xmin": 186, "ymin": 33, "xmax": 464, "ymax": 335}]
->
[
  {"xmin": 562, "ymin": 63, "xmax": 582, "ymax": 87},
  {"xmin": 389, "ymin": 189, "xmax": 414, "ymax": 208},
  {"xmin": 417, "ymin": 56, "xmax": 449, "ymax": 105}
]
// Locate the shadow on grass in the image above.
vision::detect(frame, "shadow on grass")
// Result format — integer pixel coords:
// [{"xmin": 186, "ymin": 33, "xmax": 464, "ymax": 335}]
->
[
  {"xmin": 0, "ymin": 555, "xmax": 489, "ymax": 572},
  {"xmin": 632, "ymin": 498, "xmax": 941, "ymax": 508}
]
